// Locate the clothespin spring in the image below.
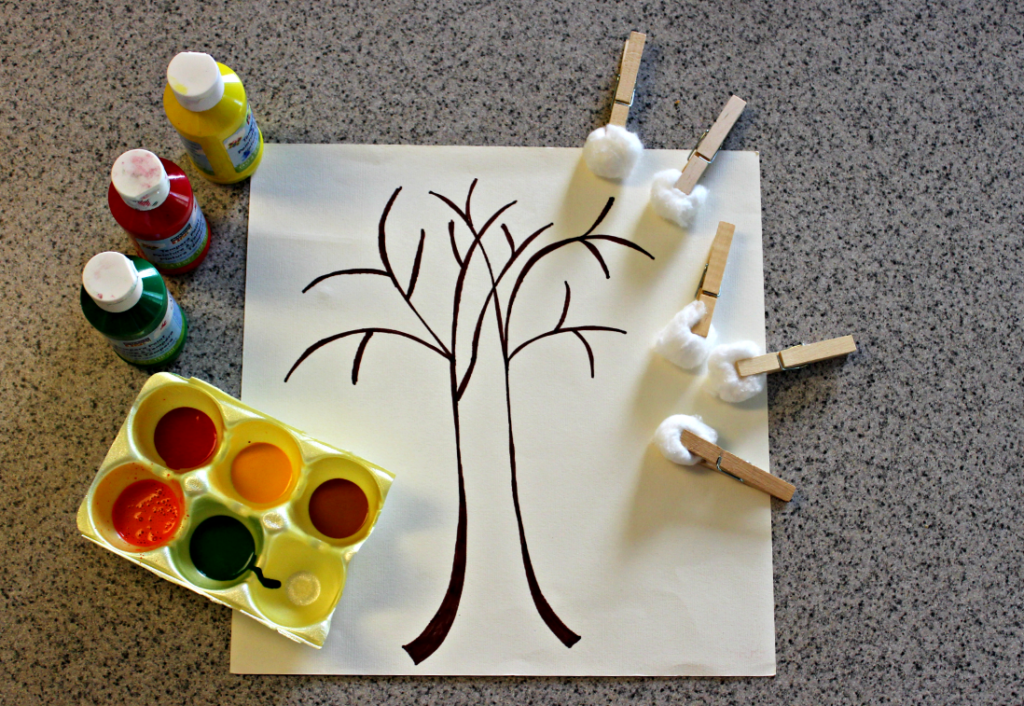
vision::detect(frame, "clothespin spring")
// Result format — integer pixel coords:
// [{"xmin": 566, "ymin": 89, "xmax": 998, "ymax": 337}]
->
[
  {"xmin": 693, "ymin": 262, "xmax": 722, "ymax": 299},
  {"xmin": 711, "ymin": 455, "xmax": 744, "ymax": 484},
  {"xmin": 688, "ymin": 128, "xmax": 711, "ymax": 163},
  {"xmin": 776, "ymin": 348, "xmax": 803, "ymax": 372}
]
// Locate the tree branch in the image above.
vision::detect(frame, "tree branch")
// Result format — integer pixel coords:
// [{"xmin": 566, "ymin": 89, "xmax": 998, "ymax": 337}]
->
[
  {"xmin": 431, "ymin": 184, "xmax": 516, "ymax": 392},
  {"xmin": 464, "ymin": 178, "xmax": 477, "ymax": 224},
  {"xmin": 582, "ymin": 196, "xmax": 615, "ymax": 237},
  {"xmin": 501, "ymin": 224, "xmax": 515, "ymax": 252},
  {"xmin": 586, "ymin": 234, "xmax": 656, "ymax": 259},
  {"xmin": 555, "ymin": 281, "xmax": 571, "ymax": 330},
  {"xmin": 407, "ymin": 229, "xmax": 426, "ymax": 298},
  {"xmin": 456, "ymin": 287, "xmax": 493, "ymax": 401},
  {"xmin": 572, "ymin": 331, "xmax": 597, "ymax": 378},
  {"xmin": 432, "ymin": 189, "xmax": 517, "ymax": 243},
  {"xmin": 375, "ymin": 187, "xmax": 451, "ymax": 356},
  {"xmin": 302, "ymin": 268, "xmax": 389, "ymax": 293},
  {"xmin": 504, "ymin": 198, "xmax": 655, "ymax": 342},
  {"xmin": 447, "ymin": 220, "xmax": 462, "ymax": 266},
  {"xmin": 508, "ymin": 325, "xmax": 626, "ymax": 362},
  {"xmin": 377, "ymin": 187, "xmax": 403, "ymax": 293},
  {"xmin": 455, "ymin": 221, "xmax": 557, "ymax": 395},
  {"xmin": 581, "ymin": 241, "xmax": 610, "ymax": 279},
  {"xmin": 285, "ymin": 327, "xmax": 448, "ymax": 383},
  {"xmin": 351, "ymin": 332, "xmax": 374, "ymax": 383},
  {"xmin": 455, "ymin": 239, "xmax": 507, "ymax": 400}
]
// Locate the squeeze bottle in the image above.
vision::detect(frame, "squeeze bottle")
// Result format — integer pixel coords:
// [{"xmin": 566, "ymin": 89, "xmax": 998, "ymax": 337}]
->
[
  {"xmin": 163, "ymin": 52, "xmax": 263, "ymax": 183},
  {"xmin": 108, "ymin": 149, "xmax": 211, "ymax": 274},
  {"xmin": 81, "ymin": 252, "xmax": 188, "ymax": 367}
]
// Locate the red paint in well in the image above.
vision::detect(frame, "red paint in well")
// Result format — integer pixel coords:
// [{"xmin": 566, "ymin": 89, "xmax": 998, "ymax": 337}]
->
[
  {"xmin": 153, "ymin": 407, "xmax": 218, "ymax": 470},
  {"xmin": 308, "ymin": 479, "xmax": 369, "ymax": 539},
  {"xmin": 112, "ymin": 479, "xmax": 183, "ymax": 548}
]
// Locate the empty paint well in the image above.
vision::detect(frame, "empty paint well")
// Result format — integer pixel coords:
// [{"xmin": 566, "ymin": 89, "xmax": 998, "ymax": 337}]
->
[{"xmin": 249, "ymin": 533, "xmax": 345, "ymax": 628}]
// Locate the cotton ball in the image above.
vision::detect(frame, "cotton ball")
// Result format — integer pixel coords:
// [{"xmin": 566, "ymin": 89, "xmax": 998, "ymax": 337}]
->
[
  {"xmin": 707, "ymin": 341, "xmax": 767, "ymax": 403},
  {"xmin": 650, "ymin": 169, "xmax": 708, "ymax": 228},
  {"xmin": 653, "ymin": 300, "xmax": 717, "ymax": 370},
  {"xmin": 583, "ymin": 124, "xmax": 643, "ymax": 180},
  {"xmin": 654, "ymin": 414, "xmax": 718, "ymax": 466}
]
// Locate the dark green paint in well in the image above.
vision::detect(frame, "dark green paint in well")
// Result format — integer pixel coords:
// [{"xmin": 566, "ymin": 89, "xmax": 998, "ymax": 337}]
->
[
  {"xmin": 188, "ymin": 515, "xmax": 281, "ymax": 588},
  {"xmin": 189, "ymin": 515, "xmax": 257, "ymax": 582}
]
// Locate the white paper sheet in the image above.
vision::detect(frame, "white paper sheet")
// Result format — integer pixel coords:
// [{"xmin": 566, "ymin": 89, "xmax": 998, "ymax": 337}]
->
[{"xmin": 234, "ymin": 144, "xmax": 773, "ymax": 675}]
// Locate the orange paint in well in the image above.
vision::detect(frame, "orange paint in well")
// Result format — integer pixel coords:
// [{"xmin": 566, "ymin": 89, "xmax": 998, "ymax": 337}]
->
[{"xmin": 230, "ymin": 443, "xmax": 292, "ymax": 504}]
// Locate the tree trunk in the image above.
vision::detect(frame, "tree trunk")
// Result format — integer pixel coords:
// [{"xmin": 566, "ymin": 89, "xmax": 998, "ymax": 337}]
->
[
  {"xmin": 402, "ymin": 371, "xmax": 468, "ymax": 664},
  {"xmin": 503, "ymin": 370, "xmax": 581, "ymax": 648}
]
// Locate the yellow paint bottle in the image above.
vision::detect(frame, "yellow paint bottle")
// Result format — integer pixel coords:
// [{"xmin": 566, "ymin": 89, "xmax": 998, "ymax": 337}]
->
[{"xmin": 163, "ymin": 52, "xmax": 264, "ymax": 184}]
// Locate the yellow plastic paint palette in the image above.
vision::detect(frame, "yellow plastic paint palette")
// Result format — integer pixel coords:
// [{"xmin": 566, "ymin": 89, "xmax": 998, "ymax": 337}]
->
[{"xmin": 76, "ymin": 373, "xmax": 394, "ymax": 648}]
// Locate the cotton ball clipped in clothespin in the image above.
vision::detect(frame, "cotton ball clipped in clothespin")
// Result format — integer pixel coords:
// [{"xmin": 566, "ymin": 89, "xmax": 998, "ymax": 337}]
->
[
  {"xmin": 583, "ymin": 31, "xmax": 647, "ymax": 181},
  {"xmin": 653, "ymin": 414, "xmax": 718, "ymax": 466},
  {"xmin": 653, "ymin": 300, "xmax": 717, "ymax": 370},
  {"xmin": 652, "ymin": 95, "xmax": 746, "ymax": 228},
  {"xmin": 583, "ymin": 125, "xmax": 644, "ymax": 180},
  {"xmin": 655, "ymin": 413, "xmax": 797, "ymax": 501},
  {"xmin": 650, "ymin": 169, "xmax": 708, "ymax": 228},
  {"xmin": 707, "ymin": 341, "xmax": 767, "ymax": 403},
  {"xmin": 654, "ymin": 221, "xmax": 735, "ymax": 369}
]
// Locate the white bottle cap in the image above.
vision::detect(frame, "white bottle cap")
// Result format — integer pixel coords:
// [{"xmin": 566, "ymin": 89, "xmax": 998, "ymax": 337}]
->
[
  {"xmin": 83, "ymin": 253, "xmax": 144, "ymax": 313},
  {"xmin": 111, "ymin": 150, "xmax": 171, "ymax": 211},
  {"xmin": 167, "ymin": 52, "xmax": 225, "ymax": 112}
]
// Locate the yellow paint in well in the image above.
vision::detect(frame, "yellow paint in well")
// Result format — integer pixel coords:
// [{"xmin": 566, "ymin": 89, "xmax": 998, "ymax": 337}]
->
[{"xmin": 230, "ymin": 443, "xmax": 292, "ymax": 505}]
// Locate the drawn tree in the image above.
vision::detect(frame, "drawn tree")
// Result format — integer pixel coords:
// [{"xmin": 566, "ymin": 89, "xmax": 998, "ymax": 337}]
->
[{"xmin": 286, "ymin": 180, "xmax": 653, "ymax": 663}]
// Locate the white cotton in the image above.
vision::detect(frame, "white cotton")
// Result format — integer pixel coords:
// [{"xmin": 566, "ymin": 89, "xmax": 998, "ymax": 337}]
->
[
  {"xmin": 654, "ymin": 414, "xmax": 718, "ymax": 466},
  {"xmin": 583, "ymin": 124, "xmax": 643, "ymax": 180},
  {"xmin": 653, "ymin": 300, "xmax": 717, "ymax": 370},
  {"xmin": 707, "ymin": 340, "xmax": 767, "ymax": 403},
  {"xmin": 650, "ymin": 169, "xmax": 708, "ymax": 228}
]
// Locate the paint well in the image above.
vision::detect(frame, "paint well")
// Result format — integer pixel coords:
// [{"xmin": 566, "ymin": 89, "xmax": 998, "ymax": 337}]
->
[
  {"xmin": 153, "ymin": 406, "xmax": 217, "ymax": 470},
  {"xmin": 308, "ymin": 478, "xmax": 369, "ymax": 539},
  {"xmin": 230, "ymin": 442, "xmax": 291, "ymax": 504},
  {"xmin": 189, "ymin": 515, "xmax": 256, "ymax": 582},
  {"xmin": 112, "ymin": 479, "xmax": 182, "ymax": 548}
]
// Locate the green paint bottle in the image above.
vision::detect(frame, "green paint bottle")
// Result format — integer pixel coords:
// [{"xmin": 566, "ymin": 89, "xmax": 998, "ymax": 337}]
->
[{"xmin": 80, "ymin": 252, "xmax": 188, "ymax": 367}]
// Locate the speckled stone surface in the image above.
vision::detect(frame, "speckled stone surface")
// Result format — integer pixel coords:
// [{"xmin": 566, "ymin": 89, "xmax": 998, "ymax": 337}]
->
[{"xmin": 2, "ymin": 0, "xmax": 1022, "ymax": 704}]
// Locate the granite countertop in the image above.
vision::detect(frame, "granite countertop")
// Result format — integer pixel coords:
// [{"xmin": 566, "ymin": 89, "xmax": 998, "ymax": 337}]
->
[{"xmin": 2, "ymin": 1, "xmax": 1022, "ymax": 704}]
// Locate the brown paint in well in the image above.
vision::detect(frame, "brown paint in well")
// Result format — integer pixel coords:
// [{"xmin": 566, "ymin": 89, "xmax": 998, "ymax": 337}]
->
[{"xmin": 308, "ymin": 478, "xmax": 369, "ymax": 539}]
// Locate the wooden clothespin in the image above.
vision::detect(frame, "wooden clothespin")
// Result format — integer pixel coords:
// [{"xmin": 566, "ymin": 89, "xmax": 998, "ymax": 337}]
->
[
  {"xmin": 680, "ymin": 430, "xmax": 795, "ymax": 502},
  {"xmin": 692, "ymin": 221, "xmax": 736, "ymax": 338},
  {"xmin": 607, "ymin": 32, "xmax": 647, "ymax": 127},
  {"xmin": 675, "ymin": 95, "xmax": 747, "ymax": 195},
  {"xmin": 735, "ymin": 335, "xmax": 857, "ymax": 378}
]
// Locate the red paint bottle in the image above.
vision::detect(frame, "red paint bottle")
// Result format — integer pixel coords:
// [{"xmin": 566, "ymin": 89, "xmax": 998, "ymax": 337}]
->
[{"xmin": 108, "ymin": 149, "xmax": 212, "ymax": 274}]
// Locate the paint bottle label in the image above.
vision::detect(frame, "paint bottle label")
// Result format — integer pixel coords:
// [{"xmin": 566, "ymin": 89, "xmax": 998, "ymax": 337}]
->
[
  {"xmin": 178, "ymin": 136, "xmax": 215, "ymax": 175},
  {"xmin": 223, "ymin": 106, "xmax": 261, "ymax": 173},
  {"xmin": 108, "ymin": 295, "xmax": 186, "ymax": 366},
  {"xmin": 134, "ymin": 202, "xmax": 210, "ymax": 270}
]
